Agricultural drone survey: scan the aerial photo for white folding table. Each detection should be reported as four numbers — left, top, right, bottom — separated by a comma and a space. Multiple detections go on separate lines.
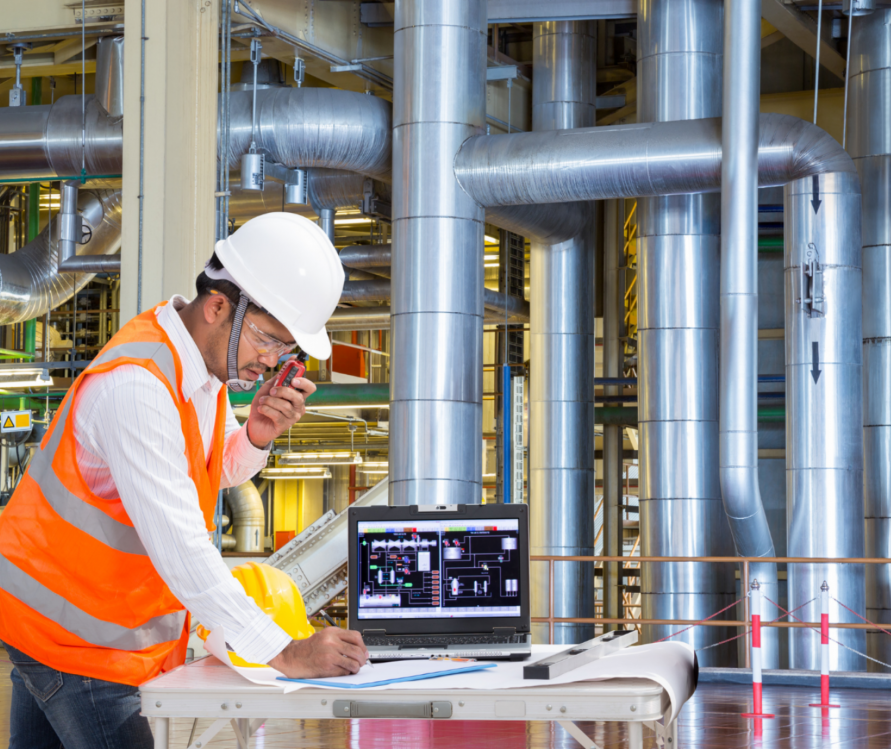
140, 656, 679, 749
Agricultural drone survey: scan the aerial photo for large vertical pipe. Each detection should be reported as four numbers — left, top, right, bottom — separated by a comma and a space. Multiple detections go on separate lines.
529, 21, 597, 644
390, 1, 486, 505
849, 9, 891, 672
785, 172, 865, 670
602, 199, 624, 629
720, 0, 780, 667
637, 0, 737, 663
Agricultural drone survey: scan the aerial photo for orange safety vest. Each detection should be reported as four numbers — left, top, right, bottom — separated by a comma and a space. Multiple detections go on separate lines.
0, 303, 228, 686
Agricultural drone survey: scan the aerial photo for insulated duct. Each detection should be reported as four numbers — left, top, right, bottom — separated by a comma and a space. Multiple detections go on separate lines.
454, 113, 856, 204
95, 36, 124, 121
849, 9, 891, 673
0, 186, 122, 325
528, 20, 597, 645
0, 87, 391, 183
720, 0, 780, 667
785, 173, 865, 670
225, 87, 391, 178
226, 480, 265, 553
389, 0, 486, 506
636, 0, 736, 663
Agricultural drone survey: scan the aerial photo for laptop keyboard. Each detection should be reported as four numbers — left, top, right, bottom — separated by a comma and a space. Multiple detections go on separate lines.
364, 634, 526, 647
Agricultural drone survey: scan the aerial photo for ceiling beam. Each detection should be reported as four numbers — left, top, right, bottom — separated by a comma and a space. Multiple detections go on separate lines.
761, 0, 846, 79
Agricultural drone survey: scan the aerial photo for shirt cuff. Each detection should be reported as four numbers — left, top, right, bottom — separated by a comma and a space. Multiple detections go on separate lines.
226, 612, 292, 666
230, 423, 270, 470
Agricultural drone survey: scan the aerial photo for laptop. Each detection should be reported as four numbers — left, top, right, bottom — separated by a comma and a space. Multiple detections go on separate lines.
348, 503, 532, 661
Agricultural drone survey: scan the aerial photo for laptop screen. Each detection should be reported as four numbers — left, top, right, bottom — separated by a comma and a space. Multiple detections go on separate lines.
356, 517, 523, 620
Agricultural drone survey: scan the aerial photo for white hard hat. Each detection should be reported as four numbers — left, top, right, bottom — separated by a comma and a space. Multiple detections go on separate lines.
211, 213, 344, 360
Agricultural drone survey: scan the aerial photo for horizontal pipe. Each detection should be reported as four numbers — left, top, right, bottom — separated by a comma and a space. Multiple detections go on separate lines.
454, 113, 855, 208
339, 243, 392, 269
58, 254, 121, 273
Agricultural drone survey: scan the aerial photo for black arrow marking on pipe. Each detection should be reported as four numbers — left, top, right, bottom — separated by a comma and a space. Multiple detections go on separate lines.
811, 175, 822, 214
811, 342, 822, 383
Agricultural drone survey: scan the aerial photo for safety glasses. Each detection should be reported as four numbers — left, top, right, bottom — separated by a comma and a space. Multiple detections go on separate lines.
242, 317, 299, 358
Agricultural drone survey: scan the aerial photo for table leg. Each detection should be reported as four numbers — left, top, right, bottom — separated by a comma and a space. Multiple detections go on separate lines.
557, 719, 601, 749
664, 719, 677, 747
627, 721, 643, 749
153, 717, 169, 749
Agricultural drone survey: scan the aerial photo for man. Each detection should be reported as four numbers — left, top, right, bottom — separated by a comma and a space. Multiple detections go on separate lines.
0, 213, 364, 748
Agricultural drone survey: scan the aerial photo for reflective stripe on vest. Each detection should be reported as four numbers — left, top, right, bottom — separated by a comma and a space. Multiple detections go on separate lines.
27, 396, 147, 556
0, 551, 186, 650
24, 340, 179, 558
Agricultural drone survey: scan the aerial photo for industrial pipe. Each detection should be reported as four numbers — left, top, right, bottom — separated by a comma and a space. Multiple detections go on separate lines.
635, 0, 737, 664
720, 0, 780, 667
95, 36, 125, 120
389, 0, 487, 506
849, 9, 891, 672
0, 186, 122, 325
226, 481, 265, 552
528, 20, 598, 645
785, 172, 865, 671
454, 113, 856, 207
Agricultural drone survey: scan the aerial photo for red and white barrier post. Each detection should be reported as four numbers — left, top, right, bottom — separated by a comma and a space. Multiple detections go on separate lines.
809, 581, 840, 709
742, 579, 775, 719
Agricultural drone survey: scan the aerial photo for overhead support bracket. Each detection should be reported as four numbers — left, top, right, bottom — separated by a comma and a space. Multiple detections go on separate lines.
487, 65, 519, 81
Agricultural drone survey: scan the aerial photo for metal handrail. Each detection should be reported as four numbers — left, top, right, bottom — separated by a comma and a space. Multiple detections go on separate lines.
531, 554, 888, 663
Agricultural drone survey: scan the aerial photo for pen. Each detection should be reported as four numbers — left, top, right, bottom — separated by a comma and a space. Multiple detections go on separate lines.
319, 614, 374, 668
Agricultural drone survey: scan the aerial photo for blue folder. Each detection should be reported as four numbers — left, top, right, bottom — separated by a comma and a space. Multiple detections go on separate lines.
278, 662, 497, 689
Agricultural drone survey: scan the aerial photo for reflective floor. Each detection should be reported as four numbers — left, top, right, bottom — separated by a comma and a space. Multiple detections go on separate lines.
2, 653, 891, 747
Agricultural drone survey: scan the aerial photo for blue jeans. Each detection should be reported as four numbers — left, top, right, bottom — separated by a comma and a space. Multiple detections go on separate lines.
4, 643, 154, 749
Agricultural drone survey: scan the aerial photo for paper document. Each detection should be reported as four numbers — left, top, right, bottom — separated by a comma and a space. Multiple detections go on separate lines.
279, 660, 497, 689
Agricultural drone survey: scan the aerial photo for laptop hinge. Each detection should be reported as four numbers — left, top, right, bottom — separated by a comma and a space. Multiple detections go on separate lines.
493, 627, 517, 638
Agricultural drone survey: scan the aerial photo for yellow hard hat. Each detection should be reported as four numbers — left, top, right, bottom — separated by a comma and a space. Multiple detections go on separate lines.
196, 562, 315, 668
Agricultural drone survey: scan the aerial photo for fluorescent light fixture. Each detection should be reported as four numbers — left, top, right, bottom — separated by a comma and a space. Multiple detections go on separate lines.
361, 461, 388, 468
484, 234, 498, 243
259, 467, 332, 480
359, 468, 389, 474
484, 262, 500, 268
0, 369, 54, 389
279, 451, 363, 466
334, 217, 374, 226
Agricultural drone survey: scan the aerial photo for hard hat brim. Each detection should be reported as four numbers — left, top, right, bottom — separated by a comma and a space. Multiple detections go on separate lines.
295, 325, 332, 361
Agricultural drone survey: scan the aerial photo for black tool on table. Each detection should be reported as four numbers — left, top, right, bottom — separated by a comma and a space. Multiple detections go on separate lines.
523, 630, 638, 680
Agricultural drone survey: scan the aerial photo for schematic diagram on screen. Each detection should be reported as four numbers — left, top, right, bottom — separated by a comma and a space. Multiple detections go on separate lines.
356, 519, 522, 619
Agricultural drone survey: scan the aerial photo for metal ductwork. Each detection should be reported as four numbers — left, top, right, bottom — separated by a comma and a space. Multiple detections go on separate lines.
389, 0, 486, 506
850, 7, 891, 674
528, 20, 597, 645
340, 243, 392, 269
0, 96, 123, 180
226, 481, 265, 553
636, 0, 736, 663
785, 172, 865, 671
95, 36, 125, 121
0, 86, 391, 183
0, 186, 122, 325
454, 113, 856, 205
225, 87, 391, 178
720, 0, 779, 667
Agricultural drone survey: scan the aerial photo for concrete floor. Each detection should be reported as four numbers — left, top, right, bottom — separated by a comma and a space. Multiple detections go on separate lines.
2, 652, 891, 747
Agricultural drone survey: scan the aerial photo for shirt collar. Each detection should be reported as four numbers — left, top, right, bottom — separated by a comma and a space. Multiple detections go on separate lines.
156, 295, 221, 401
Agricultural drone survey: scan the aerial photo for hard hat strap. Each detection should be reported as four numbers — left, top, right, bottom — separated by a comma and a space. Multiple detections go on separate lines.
226, 294, 257, 393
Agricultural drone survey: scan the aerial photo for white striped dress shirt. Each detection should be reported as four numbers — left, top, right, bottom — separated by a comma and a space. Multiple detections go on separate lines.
73, 295, 291, 665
